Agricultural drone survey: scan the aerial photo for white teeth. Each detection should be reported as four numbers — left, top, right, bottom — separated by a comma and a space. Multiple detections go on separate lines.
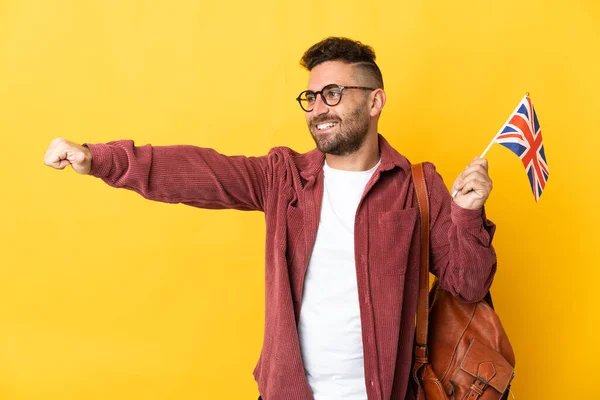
317, 122, 337, 130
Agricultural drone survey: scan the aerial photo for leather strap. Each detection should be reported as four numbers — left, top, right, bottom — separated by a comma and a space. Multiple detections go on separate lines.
463, 378, 487, 400
463, 362, 495, 399
411, 163, 430, 361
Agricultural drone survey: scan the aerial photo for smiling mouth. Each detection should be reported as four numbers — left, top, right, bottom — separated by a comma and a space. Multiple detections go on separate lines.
315, 121, 339, 132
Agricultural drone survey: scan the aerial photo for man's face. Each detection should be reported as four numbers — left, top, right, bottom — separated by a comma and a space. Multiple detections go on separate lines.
305, 61, 372, 156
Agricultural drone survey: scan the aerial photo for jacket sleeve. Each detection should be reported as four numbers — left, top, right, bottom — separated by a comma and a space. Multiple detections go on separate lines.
85, 140, 271, 211
424, 162, 497, 303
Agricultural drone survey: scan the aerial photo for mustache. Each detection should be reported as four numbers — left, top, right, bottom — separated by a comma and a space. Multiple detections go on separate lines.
310, 115, 341, 128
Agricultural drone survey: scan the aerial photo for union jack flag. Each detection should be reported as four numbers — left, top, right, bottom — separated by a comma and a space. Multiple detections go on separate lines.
494, 95, 549, 202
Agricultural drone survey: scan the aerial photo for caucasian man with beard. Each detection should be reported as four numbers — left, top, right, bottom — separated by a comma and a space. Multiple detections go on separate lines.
44, 37, 496, 400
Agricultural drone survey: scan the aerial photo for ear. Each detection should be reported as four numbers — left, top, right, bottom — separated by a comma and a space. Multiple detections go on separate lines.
369, 89, 386, 117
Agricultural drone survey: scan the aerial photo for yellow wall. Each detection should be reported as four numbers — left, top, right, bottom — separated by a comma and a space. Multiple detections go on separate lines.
0, 1, 597, 398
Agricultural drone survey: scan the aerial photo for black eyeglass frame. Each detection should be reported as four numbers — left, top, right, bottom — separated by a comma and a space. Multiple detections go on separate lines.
295, 84, 377, 112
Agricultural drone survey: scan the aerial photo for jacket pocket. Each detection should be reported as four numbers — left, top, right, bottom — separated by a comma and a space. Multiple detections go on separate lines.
370, 208, 418, 276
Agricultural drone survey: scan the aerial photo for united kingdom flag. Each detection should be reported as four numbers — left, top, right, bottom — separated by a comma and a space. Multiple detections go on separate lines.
494, 96, 549, 202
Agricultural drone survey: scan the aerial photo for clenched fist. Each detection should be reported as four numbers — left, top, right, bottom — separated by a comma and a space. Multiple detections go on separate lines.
43, 138, 92, 175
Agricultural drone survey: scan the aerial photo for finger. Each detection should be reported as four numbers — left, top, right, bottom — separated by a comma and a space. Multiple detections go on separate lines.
465, 162, 488, 176
462, 173, 492, 189
458, 158, 488, 178
454, 158, 491, 192
462, 171, 491, 186
64, 149, 84, 164
454, 170, 490, 191
56, 159, 71, 170
45, 149, 68, 168
46, 138, 65, 154
459, 181, 485, 197
468, 157, 489, 170
50, 137, 64, 147
459, 177, 491, 196
452, 176, 462, 192
458, 165, 490, 184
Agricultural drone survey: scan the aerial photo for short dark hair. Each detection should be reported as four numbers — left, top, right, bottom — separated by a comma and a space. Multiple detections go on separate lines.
300, 37, 384, 89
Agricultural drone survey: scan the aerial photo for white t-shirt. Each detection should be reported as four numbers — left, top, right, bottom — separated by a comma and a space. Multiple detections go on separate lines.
298, 159, 380, 400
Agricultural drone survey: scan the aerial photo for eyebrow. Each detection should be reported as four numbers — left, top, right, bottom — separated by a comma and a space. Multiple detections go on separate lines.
305, 83, 345, 91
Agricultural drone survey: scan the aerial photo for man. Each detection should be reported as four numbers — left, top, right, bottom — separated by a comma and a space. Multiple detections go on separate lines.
44, 37, 496, 400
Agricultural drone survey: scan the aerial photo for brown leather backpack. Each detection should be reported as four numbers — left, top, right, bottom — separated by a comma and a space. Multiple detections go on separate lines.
411, 163, 516, 400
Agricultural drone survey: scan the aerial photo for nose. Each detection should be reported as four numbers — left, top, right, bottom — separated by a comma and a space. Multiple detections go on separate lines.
311, 94, 329, 115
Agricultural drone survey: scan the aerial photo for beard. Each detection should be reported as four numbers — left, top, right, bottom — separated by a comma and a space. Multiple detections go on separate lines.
309, 106, 370, 156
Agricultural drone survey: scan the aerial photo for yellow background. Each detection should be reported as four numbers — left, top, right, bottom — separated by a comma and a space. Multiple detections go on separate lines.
0, 0, 598, 398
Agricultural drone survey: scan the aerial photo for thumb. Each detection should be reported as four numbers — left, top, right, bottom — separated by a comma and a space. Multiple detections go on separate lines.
68, 146, 92, 175
452, 175, 463, 193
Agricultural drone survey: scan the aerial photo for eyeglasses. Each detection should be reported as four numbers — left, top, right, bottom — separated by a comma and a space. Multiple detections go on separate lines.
296, 83, 376, 112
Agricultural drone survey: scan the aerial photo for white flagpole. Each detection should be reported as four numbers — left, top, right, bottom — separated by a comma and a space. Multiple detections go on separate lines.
452, 93, 530, 198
